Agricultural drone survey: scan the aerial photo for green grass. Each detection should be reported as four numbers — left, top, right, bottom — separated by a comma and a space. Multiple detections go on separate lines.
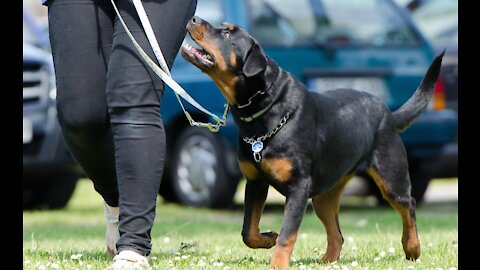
23, 179, 458, 270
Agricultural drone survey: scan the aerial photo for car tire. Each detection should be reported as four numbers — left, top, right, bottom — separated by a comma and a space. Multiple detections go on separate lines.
23, 173, 79, 210
158, 171, 179, 203
365, 158, 432, 205
169, 127, 239, 208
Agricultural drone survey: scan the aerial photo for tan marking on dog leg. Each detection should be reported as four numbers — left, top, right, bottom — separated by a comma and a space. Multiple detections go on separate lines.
367, 168, 421, 260
243, 202, 278, 249
239, 160, 259, 180
269, 232, 298, 269
261, 158, 293, 183
312, 174, 354, 263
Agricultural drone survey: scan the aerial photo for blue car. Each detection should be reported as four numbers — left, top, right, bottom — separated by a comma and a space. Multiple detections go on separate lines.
159, 0, 457, 207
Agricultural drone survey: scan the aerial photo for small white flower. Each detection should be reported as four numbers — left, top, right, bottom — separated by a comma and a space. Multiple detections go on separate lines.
197, 260, 206, 267
181, 255, 189, 260
164, 237, 170, 243
38, 265, 46, 270
373, 257, 380, 262
299, 265, 307, 270
174, 256, 181, 261
380, 251, 386, 257
347, 236, 354, 243
332, 265, 340, 269
71, 253, 83, 260
388, 247, 395, 254
51, 263, 60, 269
407, 266, 414, 269
291, 257, 297, 262
151, 256, 158, 260
352, 261, 358, 267
300, 233, 308, 240
342, 266, 350, 270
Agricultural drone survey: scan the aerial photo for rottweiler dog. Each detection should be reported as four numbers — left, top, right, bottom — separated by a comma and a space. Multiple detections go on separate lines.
180, 16, 444, 269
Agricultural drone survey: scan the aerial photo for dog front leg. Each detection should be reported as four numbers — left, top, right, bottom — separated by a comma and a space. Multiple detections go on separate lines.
269, 183, 310, 269
242, 180, 278, 249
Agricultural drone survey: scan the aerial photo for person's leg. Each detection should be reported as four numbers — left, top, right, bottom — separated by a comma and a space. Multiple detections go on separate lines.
107, 0, 197, 256
48, 0, 121, 256
48, 0, 119, 207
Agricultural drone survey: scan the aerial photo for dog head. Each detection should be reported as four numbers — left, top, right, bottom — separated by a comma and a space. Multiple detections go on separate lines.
181, 16, 268, 105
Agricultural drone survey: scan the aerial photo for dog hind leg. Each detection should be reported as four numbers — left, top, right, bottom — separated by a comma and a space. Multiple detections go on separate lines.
367, 133, 421, 260
312, 174, 353, 263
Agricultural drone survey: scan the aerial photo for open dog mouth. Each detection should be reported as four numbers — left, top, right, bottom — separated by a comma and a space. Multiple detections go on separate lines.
181, 37, 215, 68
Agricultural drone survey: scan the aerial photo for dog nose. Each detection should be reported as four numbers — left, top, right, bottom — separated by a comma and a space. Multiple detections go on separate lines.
191, 16, 203, 25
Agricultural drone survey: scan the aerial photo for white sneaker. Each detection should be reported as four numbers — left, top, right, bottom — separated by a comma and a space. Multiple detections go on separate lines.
104, 202, 120, 257
107, 250, 150, 270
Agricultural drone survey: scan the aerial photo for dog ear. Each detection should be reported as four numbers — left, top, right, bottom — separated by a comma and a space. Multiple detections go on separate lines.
242, 43, 267, 77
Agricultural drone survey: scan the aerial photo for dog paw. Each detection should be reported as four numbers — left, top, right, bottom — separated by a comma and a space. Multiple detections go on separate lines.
319, 253, 339, 264
405, 248, 421, 261
243, 231, 278, 249
260, 231, 278, 249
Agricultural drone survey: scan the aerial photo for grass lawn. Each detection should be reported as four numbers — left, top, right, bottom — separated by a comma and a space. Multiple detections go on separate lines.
23, 179, 458, 270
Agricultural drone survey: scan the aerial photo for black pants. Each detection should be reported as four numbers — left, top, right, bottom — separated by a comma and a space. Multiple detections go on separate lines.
47, 0, 197, 255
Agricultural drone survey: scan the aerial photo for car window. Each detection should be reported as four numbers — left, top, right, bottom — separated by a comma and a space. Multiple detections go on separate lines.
411, 0, 457, 48
195, 0, 224, 25
248, 0, 420, 46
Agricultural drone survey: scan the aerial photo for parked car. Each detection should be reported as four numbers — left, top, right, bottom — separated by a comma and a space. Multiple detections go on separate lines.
24, 0, 458, 209
407, 0, 458, 179
159, 0, 457, 207
23, 8, 83, 210
23, 41, 83, 210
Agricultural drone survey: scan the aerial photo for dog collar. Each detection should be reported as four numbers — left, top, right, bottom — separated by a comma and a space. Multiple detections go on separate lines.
237, 89, 266, 109
238, 100, 275, 122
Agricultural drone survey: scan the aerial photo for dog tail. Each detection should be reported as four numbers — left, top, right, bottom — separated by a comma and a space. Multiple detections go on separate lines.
392, 50, 445, 132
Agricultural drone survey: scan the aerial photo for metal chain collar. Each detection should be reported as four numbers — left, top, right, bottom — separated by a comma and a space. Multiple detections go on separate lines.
242, 111, 291, 162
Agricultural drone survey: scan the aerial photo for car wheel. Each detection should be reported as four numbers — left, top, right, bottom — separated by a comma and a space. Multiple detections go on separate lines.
365, 158, 432, 205
170, 127, 239, 208
23, 173, 79, 210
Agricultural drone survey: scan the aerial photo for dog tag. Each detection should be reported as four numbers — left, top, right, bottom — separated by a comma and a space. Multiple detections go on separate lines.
251, 141, 263, 153
251, 141, 263, 162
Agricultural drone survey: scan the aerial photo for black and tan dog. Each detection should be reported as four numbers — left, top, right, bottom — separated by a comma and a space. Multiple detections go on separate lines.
180, 16, 443, 269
